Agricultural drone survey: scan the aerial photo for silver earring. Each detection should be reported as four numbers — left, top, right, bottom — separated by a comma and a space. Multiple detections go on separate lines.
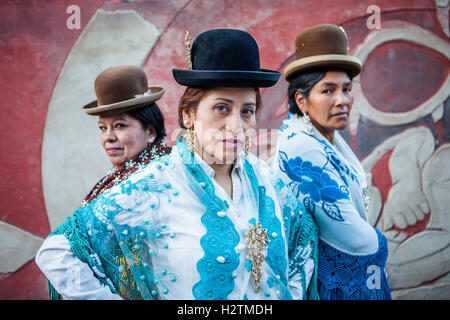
183, 119, 189, 126
148, 136, 155, 146
303, 114, 313, 135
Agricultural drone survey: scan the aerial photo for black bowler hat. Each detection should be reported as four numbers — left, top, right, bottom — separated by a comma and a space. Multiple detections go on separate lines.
172, 29, 281, 88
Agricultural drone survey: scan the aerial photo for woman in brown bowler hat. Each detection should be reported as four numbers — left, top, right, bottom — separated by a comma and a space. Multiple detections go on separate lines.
36, 65, 170, 299
274, 24, 391, 299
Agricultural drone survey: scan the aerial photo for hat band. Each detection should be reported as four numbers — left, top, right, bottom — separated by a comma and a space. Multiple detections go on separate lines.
83, 87, 164, 115
284, 54, 362, 80
134, 91, 150, 98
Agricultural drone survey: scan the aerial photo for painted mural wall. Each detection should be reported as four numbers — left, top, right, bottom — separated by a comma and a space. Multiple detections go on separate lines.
0, 0, 448, 299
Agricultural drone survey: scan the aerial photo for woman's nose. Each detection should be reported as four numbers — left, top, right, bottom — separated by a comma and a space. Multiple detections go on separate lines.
226, 111, 244, 134
103, 128, 117, 142
336, 89, 351, 106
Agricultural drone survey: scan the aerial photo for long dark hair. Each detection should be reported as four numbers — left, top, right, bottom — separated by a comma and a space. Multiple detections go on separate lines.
287, 68, 353, 116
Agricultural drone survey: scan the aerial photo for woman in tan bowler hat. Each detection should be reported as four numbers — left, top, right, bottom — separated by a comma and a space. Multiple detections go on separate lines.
36, 65, 170, 299
273, 24, 391, 299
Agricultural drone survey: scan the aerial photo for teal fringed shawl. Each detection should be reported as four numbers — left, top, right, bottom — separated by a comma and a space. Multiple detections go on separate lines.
48, 207, 117, 299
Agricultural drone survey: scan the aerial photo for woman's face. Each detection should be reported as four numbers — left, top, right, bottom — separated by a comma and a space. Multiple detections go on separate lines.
296, 70, 353, 138
184, 87, 257, 165
98, 113, 154, 168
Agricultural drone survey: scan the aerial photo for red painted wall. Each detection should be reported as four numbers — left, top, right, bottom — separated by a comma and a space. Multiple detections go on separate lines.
0, 0, 448, 299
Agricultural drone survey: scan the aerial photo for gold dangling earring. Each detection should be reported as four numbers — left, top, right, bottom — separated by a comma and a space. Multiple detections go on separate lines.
183, 119, 195, 154
185, 128, 195, 154
243, 136, 252, 160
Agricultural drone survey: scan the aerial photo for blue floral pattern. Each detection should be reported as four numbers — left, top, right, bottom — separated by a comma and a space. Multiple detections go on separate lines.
276, 114, 391, 300
323, 145, 359, 187
278, 151, 349, 222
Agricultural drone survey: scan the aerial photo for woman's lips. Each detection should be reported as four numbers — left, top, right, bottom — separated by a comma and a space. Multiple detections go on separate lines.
105, 147, 123, 155
330, 112, 349, 118
223, 138, 242, 148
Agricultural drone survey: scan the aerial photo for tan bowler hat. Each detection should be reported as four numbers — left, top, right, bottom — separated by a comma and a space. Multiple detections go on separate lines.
284, 24, 362, 81
83, 65, 164, 116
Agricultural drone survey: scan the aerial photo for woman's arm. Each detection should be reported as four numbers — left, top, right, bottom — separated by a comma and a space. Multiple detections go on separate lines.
276, 146, 378, 255
35, 235, 122, 300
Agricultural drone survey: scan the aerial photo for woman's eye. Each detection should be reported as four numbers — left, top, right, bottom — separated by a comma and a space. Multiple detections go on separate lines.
242, 108, 256, 116
344, 87, 352, 93
115, 123, 126, 128
98, 126, 106, 131
214, 104, 229, 112
322, 89, 332, 94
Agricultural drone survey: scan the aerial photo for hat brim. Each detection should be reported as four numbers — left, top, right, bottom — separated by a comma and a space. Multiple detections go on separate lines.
82, 86, 164, 116
172, 69, 281, 88
284, 54, 362, 81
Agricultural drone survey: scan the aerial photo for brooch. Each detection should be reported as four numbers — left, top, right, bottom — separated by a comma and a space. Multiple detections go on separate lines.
246, 221, 269, 293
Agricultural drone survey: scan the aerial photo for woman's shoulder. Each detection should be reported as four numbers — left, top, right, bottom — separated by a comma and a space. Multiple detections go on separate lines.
278, 124, 328, 156
95, 151, 182, 213
115, 153, 172, 187
276, 133, 331, 172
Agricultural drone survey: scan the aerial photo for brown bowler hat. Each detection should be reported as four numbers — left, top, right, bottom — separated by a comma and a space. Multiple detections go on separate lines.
83, 65, 164, 116
283, 24, 362, 81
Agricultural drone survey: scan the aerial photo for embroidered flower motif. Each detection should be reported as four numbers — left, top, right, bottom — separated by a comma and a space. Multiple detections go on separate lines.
278, 151, 349, 221
139, 150, 149, 161
279, 123, 289, 132
287, 132, 297, 140
324, 147, 358, 186
279, 151, 349, 202
125, 160, 136, 169
150, 145, 160, 159
121, 180, 136, 196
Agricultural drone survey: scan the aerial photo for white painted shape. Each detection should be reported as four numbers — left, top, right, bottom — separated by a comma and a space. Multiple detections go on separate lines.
352, 25, 450, 126
392, 281, 450, 299
422, 144, 450, 231
387, 237, 450, 289
431, 104, 444, 122
0, 221, 43, 273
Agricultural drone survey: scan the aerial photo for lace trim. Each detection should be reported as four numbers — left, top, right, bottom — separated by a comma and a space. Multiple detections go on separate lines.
246, 155, 319, 300
107, 157, 177, 299
177, 140, 241, 300
317, 229, 391, 299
